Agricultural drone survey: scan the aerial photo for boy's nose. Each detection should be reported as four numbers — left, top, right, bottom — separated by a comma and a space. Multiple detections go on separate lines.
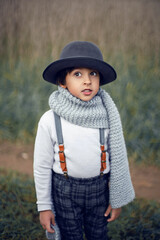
84, 74, 91, 84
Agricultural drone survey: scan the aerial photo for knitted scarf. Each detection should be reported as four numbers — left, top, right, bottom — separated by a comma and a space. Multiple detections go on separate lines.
49, 85, 127, 163
49, 86, 126, 154
49, 87, 135, 209
49, 86, 120, 126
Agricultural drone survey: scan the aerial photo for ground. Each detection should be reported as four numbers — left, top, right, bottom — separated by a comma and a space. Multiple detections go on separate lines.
0, 141, 160, 202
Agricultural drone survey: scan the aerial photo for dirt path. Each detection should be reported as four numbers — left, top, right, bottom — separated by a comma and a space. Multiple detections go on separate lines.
0, 141, 160, 202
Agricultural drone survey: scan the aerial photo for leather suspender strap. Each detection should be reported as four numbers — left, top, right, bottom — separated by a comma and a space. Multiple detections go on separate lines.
99, 128, 107, 175
54, 112, 68, 177
54, 112, 107, 177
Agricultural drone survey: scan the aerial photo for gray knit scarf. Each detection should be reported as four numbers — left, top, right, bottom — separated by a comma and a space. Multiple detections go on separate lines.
49, 86, 122, 129
49, 86, 126, 158
49, 86, 135, 209
49, 86, 110, 128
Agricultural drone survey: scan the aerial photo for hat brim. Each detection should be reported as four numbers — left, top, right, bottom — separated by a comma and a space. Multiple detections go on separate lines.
43, 57, 117, 85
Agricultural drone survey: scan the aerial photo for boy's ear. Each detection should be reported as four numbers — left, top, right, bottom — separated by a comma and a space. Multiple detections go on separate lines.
59, 84, 67, 89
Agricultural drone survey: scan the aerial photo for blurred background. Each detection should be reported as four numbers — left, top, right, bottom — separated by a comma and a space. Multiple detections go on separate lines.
0, 0, 160, 239
0, 0, 159, 164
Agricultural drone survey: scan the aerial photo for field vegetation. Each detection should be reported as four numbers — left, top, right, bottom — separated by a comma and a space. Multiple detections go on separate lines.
1, 169, 160, 240
0, 0, 159, 165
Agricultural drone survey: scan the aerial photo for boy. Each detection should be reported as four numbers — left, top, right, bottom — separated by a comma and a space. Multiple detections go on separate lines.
34, 41, 135, 240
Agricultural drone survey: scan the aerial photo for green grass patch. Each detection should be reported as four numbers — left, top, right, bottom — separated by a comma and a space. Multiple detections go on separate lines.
104, 54, 160, 166
0, 169, 45, 240
0, 60, 57, 141
108, 199, 160, 240
0, 169, 160, 240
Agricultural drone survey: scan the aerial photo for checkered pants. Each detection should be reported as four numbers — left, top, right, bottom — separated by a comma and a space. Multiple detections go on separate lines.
52, 172, 110, 240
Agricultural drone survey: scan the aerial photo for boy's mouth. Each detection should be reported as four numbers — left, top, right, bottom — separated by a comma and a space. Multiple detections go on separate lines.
82, 89, 92, 95
82, 89, 92, 92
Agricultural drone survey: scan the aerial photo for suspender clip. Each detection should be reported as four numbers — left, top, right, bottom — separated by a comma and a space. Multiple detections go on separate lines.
58, 144, 67, 173
100, 145, 107, 175
102, 149, 107, 153
64, 172, 68, 179
101, 160, 106, 163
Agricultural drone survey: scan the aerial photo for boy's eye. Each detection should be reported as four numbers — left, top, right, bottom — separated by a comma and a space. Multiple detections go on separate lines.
74, 72, 82, 77
90, 71, 98, 76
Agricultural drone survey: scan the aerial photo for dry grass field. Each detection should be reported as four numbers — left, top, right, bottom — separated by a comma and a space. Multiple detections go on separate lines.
0, 0, 159, 62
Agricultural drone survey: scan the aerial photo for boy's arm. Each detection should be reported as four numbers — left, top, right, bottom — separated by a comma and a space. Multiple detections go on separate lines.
34, 112, 55, 212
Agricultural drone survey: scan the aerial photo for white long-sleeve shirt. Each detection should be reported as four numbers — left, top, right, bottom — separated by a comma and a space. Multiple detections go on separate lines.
34, 110, 110, 211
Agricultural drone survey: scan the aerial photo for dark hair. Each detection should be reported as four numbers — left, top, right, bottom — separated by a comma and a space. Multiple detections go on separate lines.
56, 68, 75, 85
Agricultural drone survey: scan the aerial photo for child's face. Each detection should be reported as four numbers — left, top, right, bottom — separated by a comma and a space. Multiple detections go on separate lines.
60, 68, 100, 101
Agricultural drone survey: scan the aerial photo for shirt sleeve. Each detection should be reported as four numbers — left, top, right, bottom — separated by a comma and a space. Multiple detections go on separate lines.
33, 112, 55, 212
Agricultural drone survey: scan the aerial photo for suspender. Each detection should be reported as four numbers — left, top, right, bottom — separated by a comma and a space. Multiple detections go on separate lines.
54, 112, 107, 177
54, 112, 68, 177
99, 129, 107, 175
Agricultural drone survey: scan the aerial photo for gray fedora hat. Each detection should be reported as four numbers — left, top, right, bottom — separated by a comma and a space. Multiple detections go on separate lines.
43, 41, 117, 85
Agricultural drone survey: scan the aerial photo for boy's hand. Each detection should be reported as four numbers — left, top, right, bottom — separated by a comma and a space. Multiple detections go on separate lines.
39, 210, 55, 233
104, 204, 121, 222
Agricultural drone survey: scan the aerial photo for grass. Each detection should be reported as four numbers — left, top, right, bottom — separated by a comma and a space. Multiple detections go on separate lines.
0, 168, 160, 240
0, 169, 45, 240
105, 54, 160, 166
0, 60, 56, 141
0, 0, 159, 62
0, 54, 159, 165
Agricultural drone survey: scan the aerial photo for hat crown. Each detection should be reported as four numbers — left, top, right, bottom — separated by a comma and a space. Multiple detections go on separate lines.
60, 41, 103, 61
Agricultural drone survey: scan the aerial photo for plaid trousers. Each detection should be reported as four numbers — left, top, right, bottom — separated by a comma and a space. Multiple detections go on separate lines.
52, 172, 110, 240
